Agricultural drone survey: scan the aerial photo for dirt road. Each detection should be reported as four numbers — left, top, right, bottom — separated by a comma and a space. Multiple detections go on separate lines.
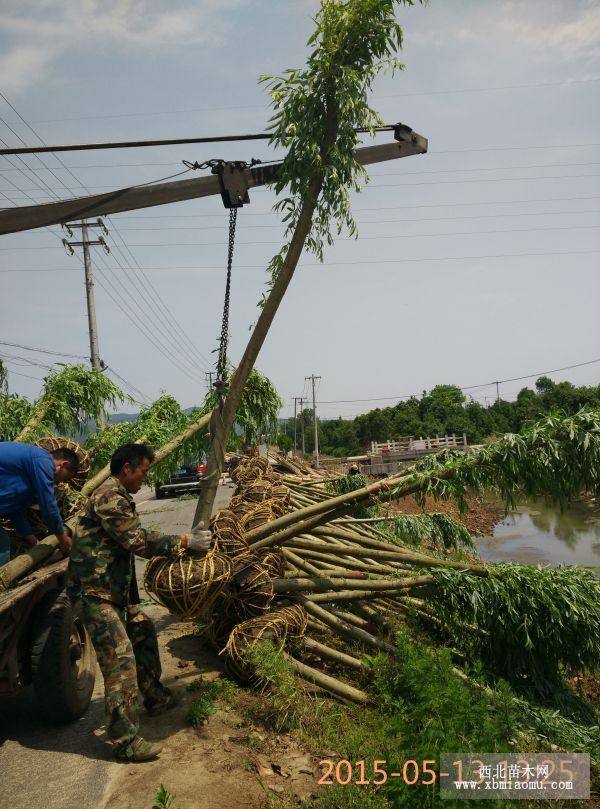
0, 483, 317, 809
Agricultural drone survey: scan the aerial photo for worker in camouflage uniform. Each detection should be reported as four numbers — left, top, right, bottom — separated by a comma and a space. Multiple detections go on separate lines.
69, 443, 210, 762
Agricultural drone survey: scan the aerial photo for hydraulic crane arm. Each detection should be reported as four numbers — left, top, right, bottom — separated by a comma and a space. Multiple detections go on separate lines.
0, 125, 427, 235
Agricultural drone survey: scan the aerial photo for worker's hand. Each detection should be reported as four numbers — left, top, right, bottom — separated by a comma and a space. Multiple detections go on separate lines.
24, 533, 38, 548
57, 531, 72, 555
180, 531, 212, 556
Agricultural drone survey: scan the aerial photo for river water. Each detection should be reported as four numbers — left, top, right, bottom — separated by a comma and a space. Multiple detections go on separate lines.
476, 498, 600, 570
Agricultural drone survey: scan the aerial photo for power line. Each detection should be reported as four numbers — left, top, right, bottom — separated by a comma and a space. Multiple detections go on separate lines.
6, 222, 599, 251
8, 77, 598, 126
93, 208, 600, 232
101, 194, 600, 218
105, 365, 152, 406
5, 171, 600, 200
2, 247, 599, 273
0, 339, 87, 359
4, 157, 600, 177
302, 358, 600, 405
3, 365, 44, 382
0, 92, 213, 379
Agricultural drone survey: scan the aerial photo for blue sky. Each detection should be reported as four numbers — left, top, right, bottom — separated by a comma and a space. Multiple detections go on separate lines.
0, 0, 599, 419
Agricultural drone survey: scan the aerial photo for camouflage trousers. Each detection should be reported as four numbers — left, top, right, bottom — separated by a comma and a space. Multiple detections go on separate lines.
81, 598, 171, 746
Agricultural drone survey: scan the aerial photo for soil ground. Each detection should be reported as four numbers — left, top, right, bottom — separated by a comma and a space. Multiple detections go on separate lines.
386, 492, 504, 535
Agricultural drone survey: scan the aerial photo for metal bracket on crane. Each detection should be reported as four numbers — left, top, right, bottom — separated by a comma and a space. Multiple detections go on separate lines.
213, 161, 252, 209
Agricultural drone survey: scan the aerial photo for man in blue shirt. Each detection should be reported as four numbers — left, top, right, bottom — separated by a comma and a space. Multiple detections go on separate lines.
0, 441, 79, 565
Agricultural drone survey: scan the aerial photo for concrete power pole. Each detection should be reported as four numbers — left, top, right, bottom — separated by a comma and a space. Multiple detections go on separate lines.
299, 397, 307, 456
293, 397, 298, 455
305, 374, 321, 467
63, 219, 110, 370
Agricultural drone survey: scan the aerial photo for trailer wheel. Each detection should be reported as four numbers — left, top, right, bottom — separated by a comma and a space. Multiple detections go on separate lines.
30, 589, 96, 723
155, 485, 166, 500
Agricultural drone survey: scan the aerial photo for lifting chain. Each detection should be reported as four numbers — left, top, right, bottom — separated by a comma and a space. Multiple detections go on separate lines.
215, 207, 237, 401
184, 158, 257, 404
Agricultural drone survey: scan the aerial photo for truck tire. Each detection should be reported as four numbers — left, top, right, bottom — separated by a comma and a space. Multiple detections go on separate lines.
155, 485, 165, 500
30, 589, 96, 723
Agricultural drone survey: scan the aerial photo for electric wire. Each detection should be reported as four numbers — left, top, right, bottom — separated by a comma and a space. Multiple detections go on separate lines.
279, 358, 600, 409
0, 340, 87, 359
5, 221, 599, 250
0, 93, 214, 377
6, 76, 598, 125
3, 247, 599, 273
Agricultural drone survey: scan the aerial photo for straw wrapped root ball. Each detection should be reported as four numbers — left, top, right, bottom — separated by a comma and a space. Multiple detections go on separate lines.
256, 549, 285, 579
239, 499, 288, 532
35, 435, 91, 491
210, 509, 249, 558
144, 549, 232, 619
226, 555, 275, 622
223, 605, 309, 684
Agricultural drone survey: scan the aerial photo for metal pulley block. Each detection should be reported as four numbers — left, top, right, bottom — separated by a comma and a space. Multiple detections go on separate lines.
213, 161, 251, 209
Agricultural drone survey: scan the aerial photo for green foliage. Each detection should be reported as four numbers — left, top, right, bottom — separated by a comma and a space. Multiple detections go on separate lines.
12, 364, 128, 442
186, 696, 217, 727
403, 409, 600, 514
370, 633, 516, 807
0, 391, 34, 441
326, 473, 375, 516
152, 785, 176, 809
244, 640, 303, 732
86, 395, 209, 484
379, 512, 475, 552
185, 676, 238, 727
427, 564, 600, 694
259, 0, 419, 295
204, 367, 282, 446
326, 473, 368, 495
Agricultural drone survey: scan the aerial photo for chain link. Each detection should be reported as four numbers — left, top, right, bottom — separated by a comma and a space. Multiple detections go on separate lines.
215, 207, 237, 395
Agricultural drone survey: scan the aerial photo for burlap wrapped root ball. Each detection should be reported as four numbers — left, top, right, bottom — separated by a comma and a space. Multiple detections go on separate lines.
144, 549, 232, 619
223, 605, 308, 684
210, 509, 250, 558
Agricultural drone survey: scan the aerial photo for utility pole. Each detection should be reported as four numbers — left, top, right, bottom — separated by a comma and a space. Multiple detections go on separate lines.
206, 371, 216, 390
495, 381, 500, 402
305, 374, 321, 467
62, 219, 110, 370
299, 397, 307, 456
293, 396, 298, 455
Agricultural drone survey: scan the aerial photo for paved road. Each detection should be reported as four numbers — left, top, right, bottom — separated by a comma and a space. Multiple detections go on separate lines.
0, 483, 234, 809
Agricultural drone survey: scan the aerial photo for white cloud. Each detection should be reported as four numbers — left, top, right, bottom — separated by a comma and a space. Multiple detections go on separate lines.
0, 0, 247, 93
0, 44, 57, 95
499, 1, 600, 61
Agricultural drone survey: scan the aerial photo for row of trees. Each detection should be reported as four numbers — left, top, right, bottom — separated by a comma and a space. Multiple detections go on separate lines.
279, 377, 600, 457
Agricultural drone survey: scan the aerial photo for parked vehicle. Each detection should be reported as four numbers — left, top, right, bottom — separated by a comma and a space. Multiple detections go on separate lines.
0, 559, 96, 722
154, 460, 206, 499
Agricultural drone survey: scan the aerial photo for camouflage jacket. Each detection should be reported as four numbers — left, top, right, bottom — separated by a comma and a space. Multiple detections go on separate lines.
68, 476, 180, 607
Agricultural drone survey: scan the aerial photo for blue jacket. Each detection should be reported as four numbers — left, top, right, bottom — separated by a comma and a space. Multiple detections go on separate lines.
0, 442, 64, 536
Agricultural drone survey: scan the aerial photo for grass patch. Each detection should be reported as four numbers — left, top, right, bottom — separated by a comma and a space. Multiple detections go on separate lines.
253, 629, 599, 808
185, 676, 238, 727
242, 640, 305, 732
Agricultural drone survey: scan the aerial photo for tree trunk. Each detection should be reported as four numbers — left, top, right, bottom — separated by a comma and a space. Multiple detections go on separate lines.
14, 399, 51, 442
193, 96, 339, 530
